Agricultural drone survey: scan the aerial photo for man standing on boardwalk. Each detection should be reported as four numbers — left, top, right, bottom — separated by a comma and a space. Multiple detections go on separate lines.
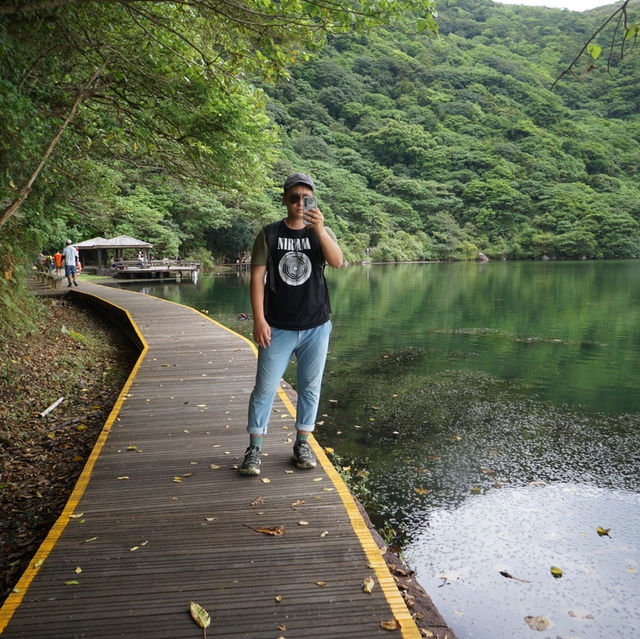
62, 239, 79, 287
239, 172, 343, 475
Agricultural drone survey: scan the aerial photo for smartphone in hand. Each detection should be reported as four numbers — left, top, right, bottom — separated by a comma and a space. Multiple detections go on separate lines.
303, 196, 317, 225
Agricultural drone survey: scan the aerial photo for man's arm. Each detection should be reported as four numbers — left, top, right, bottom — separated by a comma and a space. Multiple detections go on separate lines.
250, 264, 271, 348
316, 227, 343, 267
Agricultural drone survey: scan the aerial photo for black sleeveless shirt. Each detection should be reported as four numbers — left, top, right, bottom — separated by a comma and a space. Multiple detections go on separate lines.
253, 220, 332, 330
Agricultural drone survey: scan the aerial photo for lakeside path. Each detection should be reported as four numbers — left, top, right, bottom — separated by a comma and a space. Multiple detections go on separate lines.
1, 281, 456, 639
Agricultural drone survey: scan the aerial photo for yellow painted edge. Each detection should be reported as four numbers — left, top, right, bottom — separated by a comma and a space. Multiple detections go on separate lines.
0, 292, 148, 634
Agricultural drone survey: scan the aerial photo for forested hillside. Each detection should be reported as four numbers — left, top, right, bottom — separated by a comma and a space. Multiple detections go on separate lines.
264, 0, 640, 262
2, 0, 639, 288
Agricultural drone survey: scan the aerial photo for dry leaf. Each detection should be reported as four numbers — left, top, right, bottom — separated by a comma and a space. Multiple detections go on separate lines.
117, 476, 129, 480
524, 616, 551, 631
597, 526, 611, 537
362, 576, 375, 593
320, 530, 328, 537
261, 478, 271, 484
70, 513, 84, 519
209, 464, 220, 469
75, 566, 82, 574
380, 619, 400, 631
65, 580, 79, 586
298, 521, 309, 526
290, 499, 305, 509
243, 523, 284, 536
275, 595, 282, 603
315, 581, 326, 587
550, 565, 563, 579
173, 476, 182, 483
414, 488, 429, 495
251, 496, 265, 506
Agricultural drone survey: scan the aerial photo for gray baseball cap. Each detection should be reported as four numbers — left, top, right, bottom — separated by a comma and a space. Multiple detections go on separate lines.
283, 172, 315, 192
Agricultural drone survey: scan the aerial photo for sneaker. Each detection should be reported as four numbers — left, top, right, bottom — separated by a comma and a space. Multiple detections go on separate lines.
293, 441, 316, 470
239, 446, 261, 475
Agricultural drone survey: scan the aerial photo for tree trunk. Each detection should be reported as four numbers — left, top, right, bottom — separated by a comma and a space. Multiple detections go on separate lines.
0, 61, 107, 230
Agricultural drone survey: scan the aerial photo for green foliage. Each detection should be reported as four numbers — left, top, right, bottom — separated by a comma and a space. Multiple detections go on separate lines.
260, 0, 640, 262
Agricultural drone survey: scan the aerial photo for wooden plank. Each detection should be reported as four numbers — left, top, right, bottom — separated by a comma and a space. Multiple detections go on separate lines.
0, 282, 421, 639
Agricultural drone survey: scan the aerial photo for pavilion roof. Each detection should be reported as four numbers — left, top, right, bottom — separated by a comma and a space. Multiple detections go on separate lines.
75, 235, 153, 250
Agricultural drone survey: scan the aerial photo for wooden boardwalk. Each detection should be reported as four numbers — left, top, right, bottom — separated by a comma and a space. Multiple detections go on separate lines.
0, 282, 450, 639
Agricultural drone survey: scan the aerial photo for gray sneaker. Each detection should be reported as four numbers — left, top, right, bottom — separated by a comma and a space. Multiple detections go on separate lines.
293, 441, 316, 470
239, 446, 261, 475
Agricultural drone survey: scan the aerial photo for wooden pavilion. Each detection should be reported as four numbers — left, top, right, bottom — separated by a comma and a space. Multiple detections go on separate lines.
75, 235, 153, 273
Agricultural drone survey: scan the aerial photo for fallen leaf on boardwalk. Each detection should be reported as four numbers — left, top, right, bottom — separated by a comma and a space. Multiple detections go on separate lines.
126, 445, 138, 451
117, 476, 129, 480
70, 513, 84, 519
414, 488, 429, 495
298, 521, 309, 526
313, 477, 323, 482
320, 531, 328, 537
173, 476, 182, 483
315, 581, 326, 587
291, 499, 305, 509
83, 537, 98, 544
275, 595, 282, 603
362, 576, 375, 593
278, 623, 286, 631
597, 526, 611, 537
321, 487, 334, 492
324, 447, 334, 454
65, 580, 79, 586
285, 470, 294, 474
189, 601, 211, 634
209, 464, 220, 469
380, 619, 400, 630
251, 496, 265, 506
33, 559, 44, 569
75, 566, 82, 574
182, 473, 193, 477
524, 615, 551, 631
550, 565, 563, 579
243, 523, 284, 536
499, 571, 531, 583
261, 478, 271, 484
130, 546, 139, 551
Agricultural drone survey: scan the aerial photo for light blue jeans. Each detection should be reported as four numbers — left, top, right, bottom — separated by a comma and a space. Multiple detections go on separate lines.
248, 321, 332, 435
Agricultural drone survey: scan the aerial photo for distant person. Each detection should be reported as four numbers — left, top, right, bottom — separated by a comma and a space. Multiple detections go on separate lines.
53, 250, 63, 275
239, 172, 343, 476
62, 239, 78, 287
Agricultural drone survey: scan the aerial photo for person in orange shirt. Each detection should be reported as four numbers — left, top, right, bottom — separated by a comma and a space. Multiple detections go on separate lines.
53, 250, 63, 275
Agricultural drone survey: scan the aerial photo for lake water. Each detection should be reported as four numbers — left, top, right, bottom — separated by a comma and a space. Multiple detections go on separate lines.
119, 260, 640, 639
